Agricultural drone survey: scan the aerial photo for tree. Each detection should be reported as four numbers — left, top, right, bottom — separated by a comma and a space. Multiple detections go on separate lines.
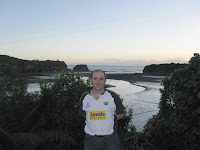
143, 53, 200, 150
0, 71, 90, 150
25, 71, 90, 150
0, 66, 39, 150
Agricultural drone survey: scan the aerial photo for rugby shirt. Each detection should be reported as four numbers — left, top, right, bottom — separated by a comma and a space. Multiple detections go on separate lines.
79, 89, 124, 136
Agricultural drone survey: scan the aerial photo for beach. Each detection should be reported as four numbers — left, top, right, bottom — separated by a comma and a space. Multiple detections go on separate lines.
106, 73, 164, 83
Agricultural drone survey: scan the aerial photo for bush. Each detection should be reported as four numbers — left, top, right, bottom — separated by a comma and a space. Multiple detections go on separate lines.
143, 53, 200, 150
0, 69, 154, 149
35, 71, 139, 149
27, 71, 90, 150
0, 68, 38, 150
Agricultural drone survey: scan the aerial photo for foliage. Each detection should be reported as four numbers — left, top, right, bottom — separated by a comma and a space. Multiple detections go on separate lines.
0, 68, 159, 149
0, 70, 89, 149
143, 53, 200, 150
118, 107, 137, 149
0, 55, 68, 73
143, 63, 187, 76
23, 71, 90, 150
118, 107, 156, 150
0, 69, 27, 103
0, 67, 39, 150
1, 53, 198, 149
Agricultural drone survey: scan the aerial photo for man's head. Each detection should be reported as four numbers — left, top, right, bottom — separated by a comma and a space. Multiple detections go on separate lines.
90, 69, 106, 91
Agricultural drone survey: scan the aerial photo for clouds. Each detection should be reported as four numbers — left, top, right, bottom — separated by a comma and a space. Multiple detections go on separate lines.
0, 1, 199, 66
104, 59, 121, 63
102, 56, 190, 66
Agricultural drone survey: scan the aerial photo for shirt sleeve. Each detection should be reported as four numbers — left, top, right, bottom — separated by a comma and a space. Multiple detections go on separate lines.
79, 92, 88, 117
108, 90, 125, 115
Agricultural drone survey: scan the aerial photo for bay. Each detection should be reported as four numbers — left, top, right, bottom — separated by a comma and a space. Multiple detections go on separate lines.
68, 65, 144, 74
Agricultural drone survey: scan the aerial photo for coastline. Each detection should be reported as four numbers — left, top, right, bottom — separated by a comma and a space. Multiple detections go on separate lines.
79, 72, 166, 86
26, 69, 166, 85
106, 73, 166, 92
106, 73, 165, 84
27, 71, 166, 90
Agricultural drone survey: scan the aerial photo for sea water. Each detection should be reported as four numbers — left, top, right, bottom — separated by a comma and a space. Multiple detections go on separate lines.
27, 65, 163, 132
68, 65, 144, 74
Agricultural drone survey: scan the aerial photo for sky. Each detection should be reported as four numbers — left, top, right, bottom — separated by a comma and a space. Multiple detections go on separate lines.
0, 0, 200, 66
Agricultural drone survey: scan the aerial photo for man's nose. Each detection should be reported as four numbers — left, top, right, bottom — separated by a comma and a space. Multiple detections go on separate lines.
97, 79, 101, 83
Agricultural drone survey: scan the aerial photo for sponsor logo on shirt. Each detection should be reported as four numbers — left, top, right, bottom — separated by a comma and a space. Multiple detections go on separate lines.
90, 111, 106, 120
104, 102, 109, 105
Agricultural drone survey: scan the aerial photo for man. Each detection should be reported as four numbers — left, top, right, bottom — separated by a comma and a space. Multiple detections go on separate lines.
79, 69, 124, 150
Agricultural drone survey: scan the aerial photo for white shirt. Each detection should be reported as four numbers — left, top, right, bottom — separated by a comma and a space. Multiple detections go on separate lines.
79, 89, 125, 136
82, 91, 116, 135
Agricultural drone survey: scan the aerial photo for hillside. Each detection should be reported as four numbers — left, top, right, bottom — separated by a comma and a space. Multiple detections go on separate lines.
0, 55, 68, 74
143, 63, 188, 75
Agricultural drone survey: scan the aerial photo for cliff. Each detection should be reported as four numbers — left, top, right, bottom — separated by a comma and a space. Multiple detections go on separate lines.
143, 63, 188, 76
0, 55, 68, 74
73, 64, 89, 71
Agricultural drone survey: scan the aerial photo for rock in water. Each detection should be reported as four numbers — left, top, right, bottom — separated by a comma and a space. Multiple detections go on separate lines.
73, 64, 89, 71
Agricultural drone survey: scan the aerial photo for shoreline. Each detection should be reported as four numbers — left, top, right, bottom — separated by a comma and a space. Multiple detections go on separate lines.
79, 72, 166, 85
78, 72, 166, 92
25, 70, 166, 86
106, 73, 165, 84
27, 71, 166, 86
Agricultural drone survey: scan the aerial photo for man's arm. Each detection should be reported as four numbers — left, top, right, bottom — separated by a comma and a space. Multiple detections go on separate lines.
79, 92, 88, 117
107, 90, 125, 119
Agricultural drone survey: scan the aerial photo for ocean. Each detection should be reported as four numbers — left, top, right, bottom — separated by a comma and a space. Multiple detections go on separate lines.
27, 65, 163, 132
68, 65, 144, 74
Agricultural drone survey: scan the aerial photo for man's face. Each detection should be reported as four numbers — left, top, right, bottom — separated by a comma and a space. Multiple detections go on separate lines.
91, 71, 106, 91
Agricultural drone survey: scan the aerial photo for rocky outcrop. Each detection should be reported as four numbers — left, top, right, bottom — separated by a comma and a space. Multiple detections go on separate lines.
143, 63, 188, 76
73, 64, 89, 71
0, 55, 68, 74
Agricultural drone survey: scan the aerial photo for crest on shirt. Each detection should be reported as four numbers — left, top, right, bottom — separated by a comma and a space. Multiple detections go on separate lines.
86, 102, 90, 107
104, 101, 109, 105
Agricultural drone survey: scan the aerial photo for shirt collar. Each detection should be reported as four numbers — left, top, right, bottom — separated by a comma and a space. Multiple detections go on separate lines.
89, 88, 107, 95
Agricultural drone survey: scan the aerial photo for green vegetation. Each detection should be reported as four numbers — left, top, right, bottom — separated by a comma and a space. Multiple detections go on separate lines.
0, 70, 139, 150
0, 53, 199, 150
143, 63, 187, 76
143, 53, 200, 149
0, 71, 89, 150
0, 55, 68, 73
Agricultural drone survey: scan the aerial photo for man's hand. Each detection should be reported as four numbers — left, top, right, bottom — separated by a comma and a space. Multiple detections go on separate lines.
116, 114, 124, 120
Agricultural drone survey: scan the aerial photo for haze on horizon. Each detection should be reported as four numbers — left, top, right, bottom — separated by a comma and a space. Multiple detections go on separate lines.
0, 0, 199, 66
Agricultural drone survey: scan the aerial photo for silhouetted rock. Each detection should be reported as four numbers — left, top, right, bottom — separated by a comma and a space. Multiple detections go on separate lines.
73, 64, 89, 71
143, 63, 188, 75
0, 55, 68, 74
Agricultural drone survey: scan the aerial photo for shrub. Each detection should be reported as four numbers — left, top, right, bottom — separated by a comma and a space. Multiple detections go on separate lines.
26, 71, 90, 150
143, 53, 200, 150
0, 67, 39, 150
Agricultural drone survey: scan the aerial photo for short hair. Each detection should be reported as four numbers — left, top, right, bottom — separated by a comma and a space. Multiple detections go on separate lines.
91, 69, 106, 79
